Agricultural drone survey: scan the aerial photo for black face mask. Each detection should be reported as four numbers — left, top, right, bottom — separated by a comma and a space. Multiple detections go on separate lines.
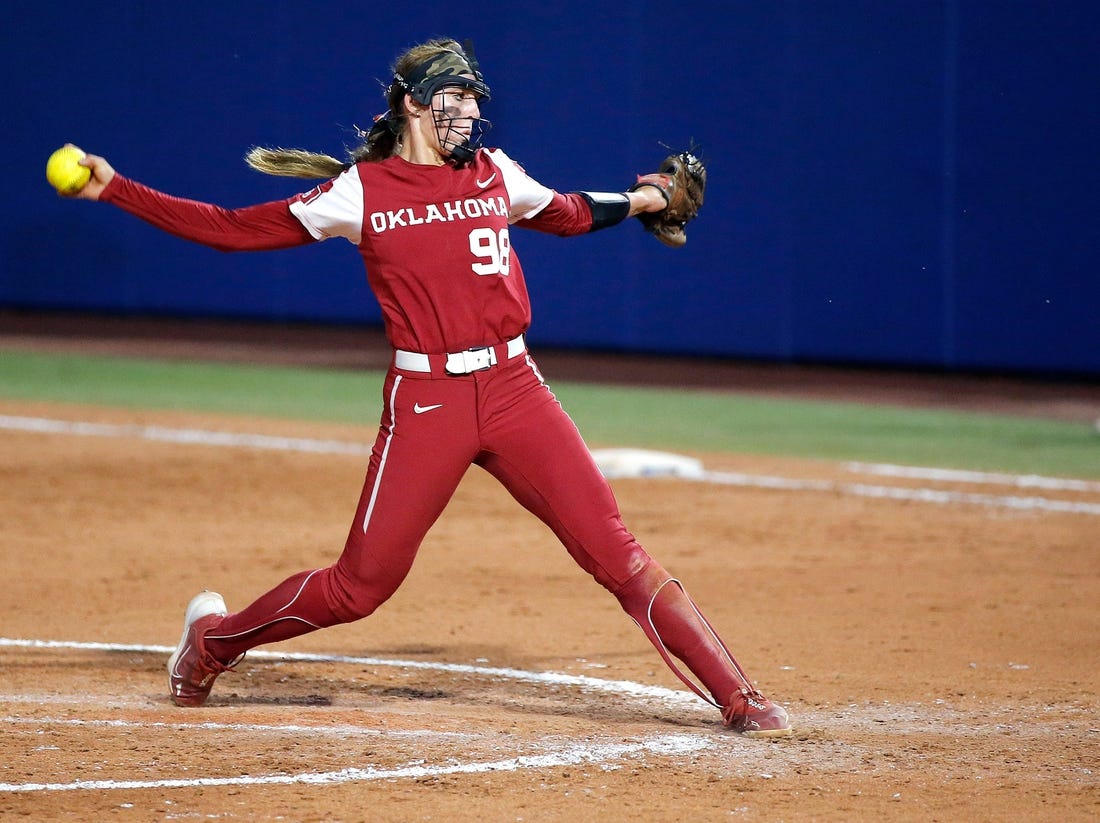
391, 42, 493, 165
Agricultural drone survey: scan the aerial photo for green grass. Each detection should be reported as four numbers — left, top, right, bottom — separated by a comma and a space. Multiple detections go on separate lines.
1, 349, 1096, 478
558, 382, 1098, 477
0, 350, 382, 423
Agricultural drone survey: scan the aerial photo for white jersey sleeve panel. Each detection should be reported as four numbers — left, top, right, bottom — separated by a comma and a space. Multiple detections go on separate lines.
288, 166, 365, 244
486, 148, 555, 222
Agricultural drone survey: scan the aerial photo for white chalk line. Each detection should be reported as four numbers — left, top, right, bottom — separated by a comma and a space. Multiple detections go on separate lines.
697, 470, 1100, 516
1, 715, 472, 740
0, 638, 700, 707
0, 413, 371, 455
844, 461, 1100, 493
0, 637, 711, 794
0, 735, 710, 793
4, 640, 1091, 795
2, 414, 1096, 515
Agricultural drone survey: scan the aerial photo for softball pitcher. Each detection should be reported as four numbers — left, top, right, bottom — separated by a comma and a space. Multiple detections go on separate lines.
65, 37, 790, 736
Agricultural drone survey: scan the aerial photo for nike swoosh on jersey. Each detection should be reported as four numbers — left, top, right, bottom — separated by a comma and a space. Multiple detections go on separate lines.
413, 403, 444, 414
475, 172, 497, 188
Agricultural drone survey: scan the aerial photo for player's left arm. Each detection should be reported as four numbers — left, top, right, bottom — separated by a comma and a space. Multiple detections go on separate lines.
518, 188, 666, 237
486, 147, 665, 237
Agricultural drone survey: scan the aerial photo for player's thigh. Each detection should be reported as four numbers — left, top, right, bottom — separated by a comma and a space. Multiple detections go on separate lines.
478, 375, 645, 586
339, 371, 480, 581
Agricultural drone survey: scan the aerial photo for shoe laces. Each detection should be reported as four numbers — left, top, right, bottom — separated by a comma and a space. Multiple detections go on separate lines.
721, 686, 769, 726
199, 649, 245, 675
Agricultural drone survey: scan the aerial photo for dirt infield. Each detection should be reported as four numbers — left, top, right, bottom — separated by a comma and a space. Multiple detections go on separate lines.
1, 319, 1098, 821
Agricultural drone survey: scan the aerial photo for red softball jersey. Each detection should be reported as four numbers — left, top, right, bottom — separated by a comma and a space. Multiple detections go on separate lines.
100, 147, 595, 353
291, 148, 579, 353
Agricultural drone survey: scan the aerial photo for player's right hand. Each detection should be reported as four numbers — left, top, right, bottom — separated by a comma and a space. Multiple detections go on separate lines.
70, 153, 116, 201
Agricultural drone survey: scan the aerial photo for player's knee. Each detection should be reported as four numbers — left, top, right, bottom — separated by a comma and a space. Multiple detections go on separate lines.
569, 535, 653, 593
610, 557, 671, 619
327, 559, 405, 622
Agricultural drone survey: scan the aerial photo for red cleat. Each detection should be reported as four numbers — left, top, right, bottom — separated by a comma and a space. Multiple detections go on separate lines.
167, 591, 239, 707
722, 687, 793, 737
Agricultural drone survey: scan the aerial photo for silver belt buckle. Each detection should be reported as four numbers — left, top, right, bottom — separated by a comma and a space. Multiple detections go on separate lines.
445, 346, 497, 375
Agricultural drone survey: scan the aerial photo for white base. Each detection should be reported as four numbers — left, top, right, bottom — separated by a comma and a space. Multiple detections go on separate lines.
591, 448, 704, 480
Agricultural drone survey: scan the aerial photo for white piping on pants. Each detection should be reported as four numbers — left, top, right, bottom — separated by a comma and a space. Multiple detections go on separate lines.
364, 375, 402, 533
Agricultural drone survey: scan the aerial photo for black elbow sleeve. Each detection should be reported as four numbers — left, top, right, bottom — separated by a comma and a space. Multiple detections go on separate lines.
576, 191, 631, 232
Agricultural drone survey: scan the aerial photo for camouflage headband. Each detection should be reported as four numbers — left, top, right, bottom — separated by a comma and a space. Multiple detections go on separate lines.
394, 46, 491, 105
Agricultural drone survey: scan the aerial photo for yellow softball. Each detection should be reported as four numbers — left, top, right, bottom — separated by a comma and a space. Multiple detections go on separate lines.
46, 145, 92, 194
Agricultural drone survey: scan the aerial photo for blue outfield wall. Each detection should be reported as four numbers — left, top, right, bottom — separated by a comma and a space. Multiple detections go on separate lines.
4, 1, 1098, 376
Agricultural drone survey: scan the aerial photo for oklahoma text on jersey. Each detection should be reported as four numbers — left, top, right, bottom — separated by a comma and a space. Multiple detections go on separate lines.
368, 195, 509, 234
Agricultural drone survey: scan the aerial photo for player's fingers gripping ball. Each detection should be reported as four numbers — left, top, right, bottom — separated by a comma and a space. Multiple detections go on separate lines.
46, 145, 92, 195
629, 150, 707, 248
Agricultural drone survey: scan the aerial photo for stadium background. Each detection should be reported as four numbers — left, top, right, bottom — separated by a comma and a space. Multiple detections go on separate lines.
2, 4, 1099, 817
5, 0, 1098, 376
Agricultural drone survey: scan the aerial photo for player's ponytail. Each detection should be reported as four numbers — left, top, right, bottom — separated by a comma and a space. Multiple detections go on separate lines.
244, 147, 347, 178
243, 38, 470, 179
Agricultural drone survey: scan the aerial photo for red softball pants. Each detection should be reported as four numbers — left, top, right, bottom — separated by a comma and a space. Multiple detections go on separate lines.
205, 350, 752, 711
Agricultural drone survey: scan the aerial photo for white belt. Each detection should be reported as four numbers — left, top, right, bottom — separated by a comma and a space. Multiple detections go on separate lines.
394, 334, 526, 375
